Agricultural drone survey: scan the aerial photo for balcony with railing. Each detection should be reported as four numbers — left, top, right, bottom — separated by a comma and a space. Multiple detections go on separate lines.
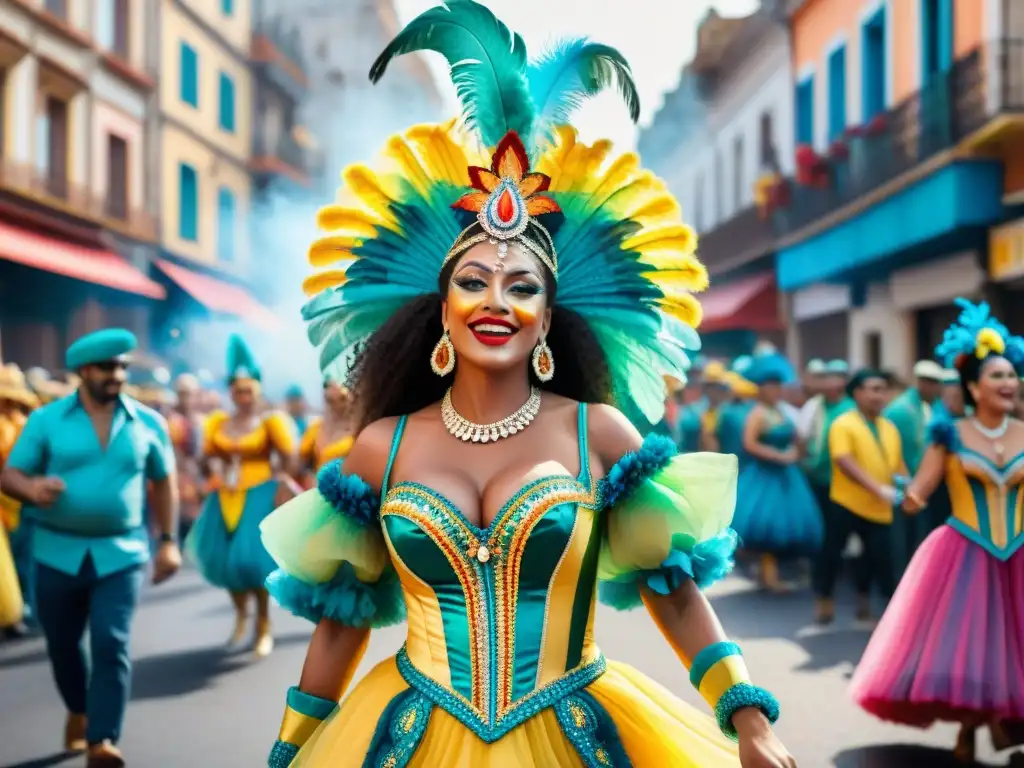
0, 160, 157, 241
697, 204, 777, 276
772, 40, 1024, 240
250, 129, 310, 186
251, 16, 308, 102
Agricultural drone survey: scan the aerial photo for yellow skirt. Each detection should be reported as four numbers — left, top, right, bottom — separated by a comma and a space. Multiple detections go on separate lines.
293, 657, 739, 767
0, 524, 23, 628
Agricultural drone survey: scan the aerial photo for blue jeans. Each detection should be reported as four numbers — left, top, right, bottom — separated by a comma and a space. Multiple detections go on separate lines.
35, 555, 143, 745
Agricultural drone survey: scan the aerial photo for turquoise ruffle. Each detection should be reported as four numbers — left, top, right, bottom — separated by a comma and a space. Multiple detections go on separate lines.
598, 433, 676, 508
265, 562, 406, 629
597, 529, 737, 610
317, 461, 380, 527
928, 417, 960, 451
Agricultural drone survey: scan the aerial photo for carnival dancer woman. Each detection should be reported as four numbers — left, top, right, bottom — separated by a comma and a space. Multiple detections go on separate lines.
849, 299, 1024, 762
185, 335, 299, 657
732, 353, 822, 592
0, 363, 39, 636
298, 378, 355, 485
259, 4, 793, 766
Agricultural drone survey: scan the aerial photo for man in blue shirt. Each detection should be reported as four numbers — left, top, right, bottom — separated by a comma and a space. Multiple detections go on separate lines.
0, 329, 181, 768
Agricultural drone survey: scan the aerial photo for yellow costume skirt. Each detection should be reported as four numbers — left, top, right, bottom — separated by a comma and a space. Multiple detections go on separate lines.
293, 656, 739, 767
0, 524, 23, 627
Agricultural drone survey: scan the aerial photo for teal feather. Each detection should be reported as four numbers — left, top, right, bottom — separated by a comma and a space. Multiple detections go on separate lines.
368, 0, 534, 149
526, 38, 640, 151
225, 333, 260, 382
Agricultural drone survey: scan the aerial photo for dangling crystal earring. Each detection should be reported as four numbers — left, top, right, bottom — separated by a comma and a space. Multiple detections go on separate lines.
532, 338, 554, 382
431, 330, 455, 376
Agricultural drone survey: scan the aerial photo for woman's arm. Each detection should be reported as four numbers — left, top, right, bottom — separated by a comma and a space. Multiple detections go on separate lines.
269, 419, 396, 763
741, 406, 794, 464
904, 445, 946, 512
589, 405, 787, 755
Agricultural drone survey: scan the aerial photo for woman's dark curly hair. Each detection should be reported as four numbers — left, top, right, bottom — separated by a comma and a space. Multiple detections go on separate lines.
346, 219, 614, 431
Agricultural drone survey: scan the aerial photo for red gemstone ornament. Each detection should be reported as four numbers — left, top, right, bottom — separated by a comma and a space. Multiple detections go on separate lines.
496, 189, 516, 223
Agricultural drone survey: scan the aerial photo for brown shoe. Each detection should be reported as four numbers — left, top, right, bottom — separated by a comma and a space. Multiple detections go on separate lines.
86, 740, 125, 768
64, 713, 87, 753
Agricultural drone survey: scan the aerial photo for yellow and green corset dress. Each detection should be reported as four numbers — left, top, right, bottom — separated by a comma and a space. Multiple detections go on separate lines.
185, 410, 297, 592
261, 406, 752, 767
299, 418, 355, 474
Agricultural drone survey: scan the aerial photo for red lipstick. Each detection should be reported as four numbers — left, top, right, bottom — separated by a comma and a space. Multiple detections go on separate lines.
469, 317, 518, 347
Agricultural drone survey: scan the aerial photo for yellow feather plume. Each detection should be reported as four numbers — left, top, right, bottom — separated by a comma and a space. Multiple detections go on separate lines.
623, 225, 698, 254
302, 268, 350, 296
309, 236, 362, 267
646, 265, 710, 294
316, 206, 382, 237
384, 135, 433, 195
342, 166, 398, 225
657, 294, 704, 328
406, 122, 475, 186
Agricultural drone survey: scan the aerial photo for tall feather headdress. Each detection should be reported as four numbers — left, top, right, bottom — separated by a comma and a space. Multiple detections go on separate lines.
302, 0, 707, 424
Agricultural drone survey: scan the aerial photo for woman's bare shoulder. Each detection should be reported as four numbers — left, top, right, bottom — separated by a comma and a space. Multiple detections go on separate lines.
344, 416, 404, 493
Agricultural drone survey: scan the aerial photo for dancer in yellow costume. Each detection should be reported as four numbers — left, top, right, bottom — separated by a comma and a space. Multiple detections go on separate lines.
299, 378, 355, 486
0, 364, 38, 634
185, 335, 299, 657
261, 4, 794, 766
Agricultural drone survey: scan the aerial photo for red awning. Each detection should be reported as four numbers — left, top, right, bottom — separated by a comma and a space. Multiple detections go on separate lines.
0, 222, 165, 298
155, 259, 278, 330
699, 272, 780, 333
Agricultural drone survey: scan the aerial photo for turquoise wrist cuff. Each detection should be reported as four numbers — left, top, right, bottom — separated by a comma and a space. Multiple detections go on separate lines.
714, 682, 780, 741
268, 740, 300, 768
689, 641, 742, 688
286, 686, 338, 720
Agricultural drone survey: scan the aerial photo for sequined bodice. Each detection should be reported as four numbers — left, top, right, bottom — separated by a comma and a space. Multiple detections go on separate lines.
377, 410, 606, 741
945, 447, 1024, 559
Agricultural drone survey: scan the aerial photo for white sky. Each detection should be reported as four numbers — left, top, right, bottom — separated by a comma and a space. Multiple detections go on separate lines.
394, 0, 760, 150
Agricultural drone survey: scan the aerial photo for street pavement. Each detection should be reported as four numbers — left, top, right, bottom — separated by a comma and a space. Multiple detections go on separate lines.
0, 566, 1015, 768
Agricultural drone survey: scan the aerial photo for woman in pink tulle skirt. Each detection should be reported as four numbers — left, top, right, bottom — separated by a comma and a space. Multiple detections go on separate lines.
849, 299, 1024, 763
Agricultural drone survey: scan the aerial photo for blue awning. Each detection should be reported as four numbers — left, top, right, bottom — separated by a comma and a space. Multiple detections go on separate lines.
777, 161, 1004, 291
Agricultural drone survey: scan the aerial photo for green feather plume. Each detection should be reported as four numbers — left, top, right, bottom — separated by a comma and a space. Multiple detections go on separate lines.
226, 333, 261, 382
369, 0, 534, 149
526, 38, 640, 150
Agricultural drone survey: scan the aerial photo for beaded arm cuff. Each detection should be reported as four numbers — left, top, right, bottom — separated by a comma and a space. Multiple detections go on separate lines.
714, 683, 781, 741
267, 687, 339, 767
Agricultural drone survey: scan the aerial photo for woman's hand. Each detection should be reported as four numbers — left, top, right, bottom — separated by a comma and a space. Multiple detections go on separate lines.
734, 708, 796, 767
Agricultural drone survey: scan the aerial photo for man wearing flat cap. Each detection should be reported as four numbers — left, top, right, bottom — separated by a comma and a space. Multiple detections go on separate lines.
883, 359, 943, 579
0, 328, 181, 767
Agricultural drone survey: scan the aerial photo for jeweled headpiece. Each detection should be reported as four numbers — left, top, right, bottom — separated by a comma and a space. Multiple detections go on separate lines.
301, 0, 711, 425
444, 132, 560, 277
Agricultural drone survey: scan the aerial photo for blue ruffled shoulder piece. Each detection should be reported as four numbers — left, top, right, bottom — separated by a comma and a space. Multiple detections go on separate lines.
266, 564, 405, 629
927, 416, 961, 452
317, 459, 380, 526
598, 433, 677, 508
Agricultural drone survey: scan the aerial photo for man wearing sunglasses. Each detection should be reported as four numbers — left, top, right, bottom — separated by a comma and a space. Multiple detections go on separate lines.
0, 328, 180, 768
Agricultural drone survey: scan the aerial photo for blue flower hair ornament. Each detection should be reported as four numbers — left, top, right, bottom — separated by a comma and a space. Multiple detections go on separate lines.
935, 298, 1024, 373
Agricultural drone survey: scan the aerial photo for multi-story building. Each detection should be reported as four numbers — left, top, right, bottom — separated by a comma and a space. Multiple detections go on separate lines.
640, 7, 794, 358
773, 0, 1023, 374
287, 0, 444, 177
0, 0, 164, 371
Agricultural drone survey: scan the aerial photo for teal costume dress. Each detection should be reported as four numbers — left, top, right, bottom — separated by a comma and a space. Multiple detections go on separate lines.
677, 399, 706, 453
715, 401, 753, 466
731, 408, 823, 556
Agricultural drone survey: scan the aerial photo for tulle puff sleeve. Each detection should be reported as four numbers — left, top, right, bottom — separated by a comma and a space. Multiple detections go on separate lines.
259, 459, 405, 629
597, 434, 739, 611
